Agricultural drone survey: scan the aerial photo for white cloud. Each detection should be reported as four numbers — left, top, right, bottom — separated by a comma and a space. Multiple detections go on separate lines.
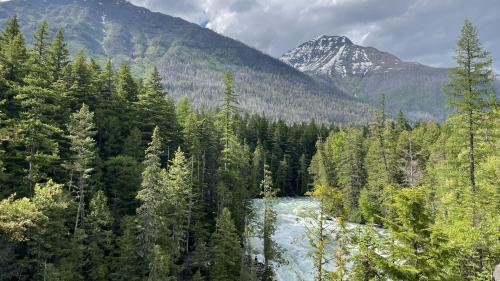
129, 0, 500, 69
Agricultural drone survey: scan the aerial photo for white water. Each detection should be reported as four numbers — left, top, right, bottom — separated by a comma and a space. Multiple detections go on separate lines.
248, 197, 343, 281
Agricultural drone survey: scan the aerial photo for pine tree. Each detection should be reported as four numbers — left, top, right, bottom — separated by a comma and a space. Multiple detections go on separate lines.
210, 208, 242, 281
395, 110, 410, 132
99, 60, 115, 100
260, 164, 280, 281
361, 122, 398, 223
113, 216, 142, 281
250, 141, 265, 197
30, 20, 51, 85
275, 157, 289, 194
374, 95, 388, 175
338, 127, 366, 222
135, 67, 178, 151
193, 269, 205, 281
443, 19, 495, 193
15, 54, 62, 194
217, 72, 240, 169
66, 103, 96, 233
397, 130, 422, 187
102, 155, 141, 226
30, 180, 73, 280
47, 28, 70, 83
116, 64, 138, 102
432, 20, 499, 279
94, 60, 125, 157
378, 186, 445, 280
136, 127, 177, 279
308, 139, 332, 188
164, 147, 193, 256
68, 50, 91, 110
431, 117, 500, 279
190, 238, 210, 273
350, 224, 384, 281
136, 126, 163, 258
215, 72, 250, 232
298, 153, 310, 195
329, 216, 351, 281
0, 181, 66, 242
12, 21, 65, 195
305, 184, 342, 281
0, 15, 28, 83
0, 180, 71, 279
85, 190, 113, 281
122, 127, 144, 161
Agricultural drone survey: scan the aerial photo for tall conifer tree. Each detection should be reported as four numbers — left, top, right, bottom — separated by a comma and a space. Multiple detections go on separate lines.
66, 103, 96, 233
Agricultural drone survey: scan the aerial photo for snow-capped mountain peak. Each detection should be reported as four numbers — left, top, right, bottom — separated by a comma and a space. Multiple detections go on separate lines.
312, 35, 353, 45
281, 35, 401, 78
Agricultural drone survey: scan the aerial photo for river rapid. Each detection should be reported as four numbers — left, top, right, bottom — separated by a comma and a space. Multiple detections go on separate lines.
248, 197, 349, 281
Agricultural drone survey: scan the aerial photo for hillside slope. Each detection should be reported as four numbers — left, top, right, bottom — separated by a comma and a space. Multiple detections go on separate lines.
0, 0, 371, 124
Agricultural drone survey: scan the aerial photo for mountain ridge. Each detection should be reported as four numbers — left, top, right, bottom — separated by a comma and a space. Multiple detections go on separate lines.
0, 0, 372, 124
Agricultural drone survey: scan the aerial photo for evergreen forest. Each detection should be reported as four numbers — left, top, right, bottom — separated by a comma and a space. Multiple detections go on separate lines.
0, 16, 499, 281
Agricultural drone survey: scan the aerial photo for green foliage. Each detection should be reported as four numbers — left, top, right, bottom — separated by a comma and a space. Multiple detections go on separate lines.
0, 17, 498, 281
13, 22, 63, 192
85, 190, 113, 281
113, 216, 143, 281
305, 184, 343, 281
380, 186, 445, 280
136, 126, 165, 257
135, 67, 179, 153
0, 193, 42, 241
0, 16, 28, 83
210, 208, 242, 281
116, 63, 138, 102
308, 139, 333, 188
47, 28, 70, 82
350, 224, 384, 281
102, 155, 141, 225
163, 147, 193, 255
193, 269, 205, 281
217, 72, 240, 169
0, 180, 71, 279
260, 164, 281, 280
66, 103, 97, 233
443, 19, 495, 193
337, 127, 366, 222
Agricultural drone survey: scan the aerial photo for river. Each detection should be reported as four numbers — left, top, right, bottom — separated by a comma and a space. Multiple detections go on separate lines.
247, 197, 348, 281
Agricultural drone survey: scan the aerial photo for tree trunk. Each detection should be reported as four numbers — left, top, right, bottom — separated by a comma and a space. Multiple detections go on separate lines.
468, 109, 476, 193
74, 176, 85, 234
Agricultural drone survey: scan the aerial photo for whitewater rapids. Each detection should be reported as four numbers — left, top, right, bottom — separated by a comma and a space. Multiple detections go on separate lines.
247, 197, 346, 281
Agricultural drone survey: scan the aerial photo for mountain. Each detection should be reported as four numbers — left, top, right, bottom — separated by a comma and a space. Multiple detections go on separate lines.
281, 35, 451, 120
0, 0, 372, 124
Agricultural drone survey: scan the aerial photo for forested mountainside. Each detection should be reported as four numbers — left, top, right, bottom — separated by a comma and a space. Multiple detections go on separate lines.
281, 35, 452, 120
0, 0, 371, 124
0, 12, 499, 281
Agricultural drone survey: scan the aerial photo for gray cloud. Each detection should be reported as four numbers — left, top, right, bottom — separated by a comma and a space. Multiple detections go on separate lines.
129, 0, 500, 70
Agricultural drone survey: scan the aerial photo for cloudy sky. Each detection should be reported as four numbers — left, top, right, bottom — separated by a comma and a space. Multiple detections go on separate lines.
129, 0, 500, 70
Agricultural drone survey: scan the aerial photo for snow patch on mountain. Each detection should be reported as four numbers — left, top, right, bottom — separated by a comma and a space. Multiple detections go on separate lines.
281, 35, 401, 78
101, 14, 107, 34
